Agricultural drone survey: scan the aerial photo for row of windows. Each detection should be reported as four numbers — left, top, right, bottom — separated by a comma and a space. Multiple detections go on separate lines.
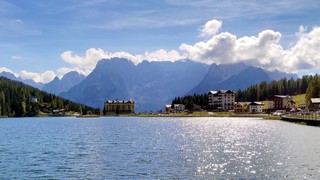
106, 105, 133, 110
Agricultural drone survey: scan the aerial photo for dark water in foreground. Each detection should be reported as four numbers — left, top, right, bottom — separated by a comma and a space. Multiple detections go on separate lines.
0, 117, 319, 179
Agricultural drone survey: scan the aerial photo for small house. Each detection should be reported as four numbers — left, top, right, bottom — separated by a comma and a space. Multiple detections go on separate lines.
174, 104, 185, 113
311, 98, 320, 111
233, 102, 249, 113
249, 102, 264, 113
165, 105, 172, 113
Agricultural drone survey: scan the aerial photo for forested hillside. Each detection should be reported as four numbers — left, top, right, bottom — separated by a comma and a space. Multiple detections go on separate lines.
0, 77, 99, 117
172, 75, 318, 110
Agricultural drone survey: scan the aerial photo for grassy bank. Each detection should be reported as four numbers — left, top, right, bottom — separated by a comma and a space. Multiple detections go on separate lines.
136, 112, 275, 118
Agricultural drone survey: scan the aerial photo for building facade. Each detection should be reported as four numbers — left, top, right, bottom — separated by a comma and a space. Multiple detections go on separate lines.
311, 98, 320, 111
208, 90, 235, 111
234, 102, 249, 113
268, 95, 294, 111
104, 100, 134, 114
249, 102, 264, 113
174, 104, 185, 112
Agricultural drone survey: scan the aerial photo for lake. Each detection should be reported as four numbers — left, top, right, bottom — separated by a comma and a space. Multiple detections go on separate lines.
0, 117, 319, 179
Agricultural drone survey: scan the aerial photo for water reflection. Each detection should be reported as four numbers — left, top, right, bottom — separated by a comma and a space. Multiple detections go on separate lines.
0, 117, 319, 179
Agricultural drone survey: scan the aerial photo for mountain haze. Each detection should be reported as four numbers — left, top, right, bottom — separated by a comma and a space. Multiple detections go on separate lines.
187, 62, 248, 94
61, 58, 210, 112
59, 58, 298, 112
0, 72, 43, 89
188, 63, 299, 94
3, 58, 298, 112
42, 71, 85, 95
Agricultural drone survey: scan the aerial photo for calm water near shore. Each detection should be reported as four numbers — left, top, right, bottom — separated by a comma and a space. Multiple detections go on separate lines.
0, 117, 319, 179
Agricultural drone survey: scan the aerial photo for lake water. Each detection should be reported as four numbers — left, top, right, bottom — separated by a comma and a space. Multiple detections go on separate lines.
0, 117, 319, 179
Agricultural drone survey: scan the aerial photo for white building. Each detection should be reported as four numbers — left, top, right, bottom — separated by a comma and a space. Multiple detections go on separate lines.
208, 90, 235, 111
249, 102, 264, 113
174, 104, 185, 112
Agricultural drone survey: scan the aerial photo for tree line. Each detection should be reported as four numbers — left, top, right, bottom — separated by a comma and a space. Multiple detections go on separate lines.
172, 75, 319, 110
0, 77, 100, 117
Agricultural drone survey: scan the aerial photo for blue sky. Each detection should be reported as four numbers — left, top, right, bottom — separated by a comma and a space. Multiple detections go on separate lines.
1, 0, 320, 82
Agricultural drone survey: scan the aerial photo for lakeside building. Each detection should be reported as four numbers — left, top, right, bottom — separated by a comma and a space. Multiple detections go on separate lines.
208, 90, 235, 111
104, 100, 134, 114
234, 101, 264, 113
165, 105, 172, 113
268, 95, 294, 111
311, 98, 320, 111
174, 104, 185, 113
249, 102, 264, 113
234, 102, 250, 113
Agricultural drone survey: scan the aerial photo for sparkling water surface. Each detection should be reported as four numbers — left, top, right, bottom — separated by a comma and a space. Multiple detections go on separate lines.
0, 117, 320, 179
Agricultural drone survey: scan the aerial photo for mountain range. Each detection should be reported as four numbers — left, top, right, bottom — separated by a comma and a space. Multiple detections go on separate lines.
0, 71, 43, 89
42, 71, 85, 95
1, 58, 298, 112
60, 58, 210, 112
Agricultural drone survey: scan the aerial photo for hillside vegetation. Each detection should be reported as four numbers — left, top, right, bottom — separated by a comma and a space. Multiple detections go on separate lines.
0, 77, 99, 117
172, 75, 319, 111
292, 94, 306, 108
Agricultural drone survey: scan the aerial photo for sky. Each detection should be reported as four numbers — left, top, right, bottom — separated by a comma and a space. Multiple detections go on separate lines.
1, 0, 320, 83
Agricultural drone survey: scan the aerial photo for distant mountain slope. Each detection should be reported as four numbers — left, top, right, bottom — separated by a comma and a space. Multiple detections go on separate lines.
42, 71, 85, 95
0, 72, 43, 89
60, 58, 298, 112
60, 60, 131, 108
216, 66, 272, 90
266, 70, 299, 80
61, 58, 210, 112
189, 64, 299, 94
187, 62, 248, 94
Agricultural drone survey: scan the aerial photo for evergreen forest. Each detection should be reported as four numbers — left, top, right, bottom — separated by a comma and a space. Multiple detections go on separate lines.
0, 77, 100, 117
172, 75, 320, 111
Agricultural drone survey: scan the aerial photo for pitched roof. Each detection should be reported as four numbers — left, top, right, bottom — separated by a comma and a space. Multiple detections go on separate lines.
249, 101, 264, 106
311, 98, 320, 104
235, 102, 250, 106
209, 90, 235, 94
269, 95, 292, 99
106, 100, 134, 104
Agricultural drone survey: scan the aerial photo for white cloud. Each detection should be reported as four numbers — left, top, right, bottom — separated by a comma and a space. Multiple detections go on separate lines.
0, 67, 56, 83
11, 56, 22, 60
57, 67, 91, 77
200, 19, 222, 37
19, 70, 55, 83
235, 30, 283, 67
282, 26, 320, 72
144, 49, 184, 62
0, 67, 17, 76
181, 19, 320, 73
180, 32, 237, 64
59, 19, 320, 76
61, 48, 109, 71
60, 48, 184, 71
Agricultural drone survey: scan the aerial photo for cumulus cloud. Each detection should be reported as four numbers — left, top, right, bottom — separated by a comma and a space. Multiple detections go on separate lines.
0, 67, 17, 76
181, 19, 320, 73
0, 67, 56, 83
61, 48, 109, 71
200, 19, 222, 37
57, 67, 91, 77
180, 32, 237, 64
282, 26, 320, 72
143, 49, 184, 62
19, 70, 55, 83
60, 48, 185, 71
59, 19, 320, 75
